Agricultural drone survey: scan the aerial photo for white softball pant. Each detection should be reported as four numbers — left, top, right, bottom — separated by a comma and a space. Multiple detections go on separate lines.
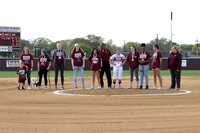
113, 66, 123, 81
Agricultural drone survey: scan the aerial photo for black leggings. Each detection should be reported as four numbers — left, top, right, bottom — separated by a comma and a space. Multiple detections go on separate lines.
39, 69, 48, 86
54, 63, 64, 86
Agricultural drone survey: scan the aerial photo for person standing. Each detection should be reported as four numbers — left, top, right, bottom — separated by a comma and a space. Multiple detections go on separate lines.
88, 48, 101, 89
139, 43, 151, 89
152, 44, 163, 89
37, 49, 51, 90
20, 47, 33, 90
167, 46, 182, 90
127, 46, 140, 89
52, 43, 66, 90
17, 61, 28, 90
98, 43, 112, 88
109, 49, 126, 88
71, 43, 85, 89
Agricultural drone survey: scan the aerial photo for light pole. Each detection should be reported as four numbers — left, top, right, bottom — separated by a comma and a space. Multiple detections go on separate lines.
170, 12, 173, 49
195, 38, 199, 56
156, 34, 159, 45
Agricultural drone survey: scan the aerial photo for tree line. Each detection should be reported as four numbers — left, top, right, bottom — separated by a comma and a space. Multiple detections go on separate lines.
0, 34, 199, 58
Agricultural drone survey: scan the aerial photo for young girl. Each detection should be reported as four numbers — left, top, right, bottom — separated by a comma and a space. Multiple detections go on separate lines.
127, 46, 140, 89
152, 45, 162, 89
88, 48, 101, 89
17, 61, 28, 90
20, 47, 33, 90
71, 43, 85, 89
37, 49, 51, 89
109, 49, 126, 88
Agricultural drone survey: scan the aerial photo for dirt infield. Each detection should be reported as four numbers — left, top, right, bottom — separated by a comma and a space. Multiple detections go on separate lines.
0, 76, 200, 133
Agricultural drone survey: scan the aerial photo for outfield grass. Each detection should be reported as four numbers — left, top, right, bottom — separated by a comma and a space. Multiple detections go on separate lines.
0, 70, 199, 78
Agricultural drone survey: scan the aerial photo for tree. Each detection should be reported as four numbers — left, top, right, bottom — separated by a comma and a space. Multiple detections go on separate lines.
180, 44, 194, 51
86, 34, 104, 48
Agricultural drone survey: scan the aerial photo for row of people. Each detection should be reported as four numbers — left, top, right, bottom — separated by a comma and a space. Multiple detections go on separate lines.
17, 43, 182, 90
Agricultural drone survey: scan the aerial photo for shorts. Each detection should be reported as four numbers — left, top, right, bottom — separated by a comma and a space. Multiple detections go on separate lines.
152, 67, 160, 70
18, 80, 25, 83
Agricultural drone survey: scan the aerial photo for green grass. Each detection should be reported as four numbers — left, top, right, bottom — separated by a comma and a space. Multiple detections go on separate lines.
0, 70, 199, 78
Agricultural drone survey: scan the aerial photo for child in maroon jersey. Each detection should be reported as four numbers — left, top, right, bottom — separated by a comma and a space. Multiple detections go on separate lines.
152, 45, 162, 89
88, 48, 101, 89
17, 61, 28, 90
37, 49, 51, 89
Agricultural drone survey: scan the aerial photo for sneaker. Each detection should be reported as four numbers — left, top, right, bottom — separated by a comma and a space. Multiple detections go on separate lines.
83, 87, 85, 89
44, 87, 48, 90
74, 87, 77, 89
153, 86, 156, 89
37, 86, 40, 90
90, 86, 94, 89
128, 86, 132, 89
168, 88, 174, 90
54, 86, 58, 90
101, 86, 104, 89
112, 85, 115, 89
98, 86, 101, 89
145, 85, 149, 89
177, 88, 180, 90
28, 86, 31, 90
21, 87, 26, 90
119, 84, 122, 88
61, 86, 65, 90
18, 87, 21, 90
139, 85, 143, 89
157, 87, 162, 89
136, 84, 139, 89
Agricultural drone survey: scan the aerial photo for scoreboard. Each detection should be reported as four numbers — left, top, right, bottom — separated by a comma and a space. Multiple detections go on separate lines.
0, 26, 21, 52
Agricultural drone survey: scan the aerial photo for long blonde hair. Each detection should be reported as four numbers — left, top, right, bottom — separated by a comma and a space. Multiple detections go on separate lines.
22, 46, 30, 54
71, 44, 84, 53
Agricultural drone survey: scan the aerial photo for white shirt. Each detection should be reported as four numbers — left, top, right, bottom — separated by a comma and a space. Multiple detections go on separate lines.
110, 54, 126, 67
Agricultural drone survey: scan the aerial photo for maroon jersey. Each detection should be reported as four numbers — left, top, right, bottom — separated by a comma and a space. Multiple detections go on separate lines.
139, 51, 151, 65
88, 54, 101, 71
55, 50, 64, 64
152, 50, 162, 68
20, 53, 33, 69
167, 52, 182, 70
17, 67, 26, 81
98, 48, 111, 62
38, 56, 51, 69
127, 51, 140, 69
71, 50, 84, 67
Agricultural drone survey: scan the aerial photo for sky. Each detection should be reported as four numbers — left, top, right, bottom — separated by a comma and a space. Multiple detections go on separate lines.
1, 0, 200, 46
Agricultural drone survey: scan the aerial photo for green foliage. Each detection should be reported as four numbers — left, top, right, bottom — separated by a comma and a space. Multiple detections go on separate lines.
180, 44, 194, 51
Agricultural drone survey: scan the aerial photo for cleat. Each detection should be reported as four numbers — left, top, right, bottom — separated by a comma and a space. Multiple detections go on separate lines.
157, 87, 162, 89
98, 86, 101, 89
61, 86, 65, 90
18, 87, 21, 91
119, 84, 122, 88
37, 87, 40, 90
82, 87, 85, 89
153, 86, 156, 89
176, 88, 180, 90
21, 87, 26, 90
139, 85, 143, 89
44, 86, 48, 90
145, 85, 149, 89
128, 86, 132, 89
54, 86, 58, 90
168, 88, 174, 90
28, 86, 31, 90
90, 86, 94, 89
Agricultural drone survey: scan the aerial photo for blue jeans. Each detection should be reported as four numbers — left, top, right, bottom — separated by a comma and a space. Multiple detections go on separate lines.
27, 69, 31, 86
139, 65, 149, 86
74, 66, 85, 88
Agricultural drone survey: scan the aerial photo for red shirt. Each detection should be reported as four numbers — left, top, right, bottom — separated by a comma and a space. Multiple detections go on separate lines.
55, 50, 64, 64
17, 67, 26, 81
139, 51, 151, 65
20, 53, 33, 69
88, 54, 101, 71
152, 50, 162, 68
98, 48, 111, 62
71, 50, 84, 67
167, 52, 182, 70
38, 56, 51, 69
127, 51, 140, 69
